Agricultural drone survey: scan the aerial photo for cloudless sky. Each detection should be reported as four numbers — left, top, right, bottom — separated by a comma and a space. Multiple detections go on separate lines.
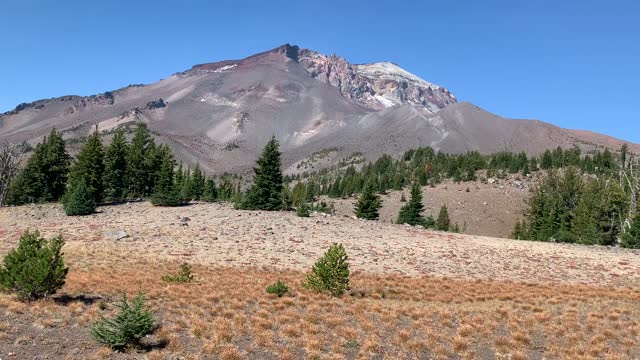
1, 0, 639, 143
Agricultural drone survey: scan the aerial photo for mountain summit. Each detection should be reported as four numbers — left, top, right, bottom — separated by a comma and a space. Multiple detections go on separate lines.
0, 44, 636, 174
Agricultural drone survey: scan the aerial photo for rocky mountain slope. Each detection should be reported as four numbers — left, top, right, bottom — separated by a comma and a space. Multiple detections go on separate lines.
1, 44, 637, 175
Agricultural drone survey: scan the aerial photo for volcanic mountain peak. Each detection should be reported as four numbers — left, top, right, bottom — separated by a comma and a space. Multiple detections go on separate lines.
1, 44, 637, 176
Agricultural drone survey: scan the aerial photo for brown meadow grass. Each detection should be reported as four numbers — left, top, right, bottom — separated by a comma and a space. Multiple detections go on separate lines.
0, 258, 638, 359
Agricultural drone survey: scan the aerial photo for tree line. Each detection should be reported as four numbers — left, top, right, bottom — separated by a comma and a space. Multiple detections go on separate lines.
285, 145, 620, 205
3, 125, 240, 214
512, 160, 640, 248
3, 126, 638, 247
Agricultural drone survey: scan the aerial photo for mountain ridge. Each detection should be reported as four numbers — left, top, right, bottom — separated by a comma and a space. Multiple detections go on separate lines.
0, 44, 637, 175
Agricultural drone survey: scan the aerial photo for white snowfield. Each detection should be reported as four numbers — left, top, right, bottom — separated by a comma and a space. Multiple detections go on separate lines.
355, 62, 442, 89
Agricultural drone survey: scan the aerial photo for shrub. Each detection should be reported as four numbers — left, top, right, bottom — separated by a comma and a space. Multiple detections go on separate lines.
92, 292, 156, 350
296, 203, 310, 217
303, 243, 350, 296
311, 201, 335, 214
161, 263, 193, 283
0, 230, 68, 301
266, 280, 289, 297
63, 181, 96, 216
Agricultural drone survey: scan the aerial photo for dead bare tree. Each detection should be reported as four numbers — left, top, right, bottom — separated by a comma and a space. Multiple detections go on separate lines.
0, 142, 26, 207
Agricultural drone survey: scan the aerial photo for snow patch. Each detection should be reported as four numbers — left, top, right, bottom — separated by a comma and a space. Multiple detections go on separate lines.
355, 62, 441, 89
214, 64, 237, 73
374, 95, 397, 108
199, 93, 238, 107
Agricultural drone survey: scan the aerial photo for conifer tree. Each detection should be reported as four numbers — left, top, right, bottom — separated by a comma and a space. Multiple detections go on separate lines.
622, 215, 640, 249
242, 136, 284, 210
7, 129, 70, 205
67, 127, 104, 203
63, 181, 97, 216
202, 178, 218, 202
175, 163, 184, 190
179, 167, 193, 202
150, 146, 180, 206
191, 163, 205, 200
436, 205, 450, 231
104, 129, 129, 202
354, 182, 382, 220
127, 123, 154, 197
397, 182, 425, 226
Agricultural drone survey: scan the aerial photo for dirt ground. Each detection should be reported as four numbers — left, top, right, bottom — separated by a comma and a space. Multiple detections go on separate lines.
0, 202, 639, 359
0, 201, 638, 287
329, 175, 534, 238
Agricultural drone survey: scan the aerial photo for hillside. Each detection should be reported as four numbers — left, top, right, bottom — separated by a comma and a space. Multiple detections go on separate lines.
1, 44, 638, 176
0, 202, 639, 359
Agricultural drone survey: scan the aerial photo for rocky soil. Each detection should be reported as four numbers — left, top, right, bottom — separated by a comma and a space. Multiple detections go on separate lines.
1, 201, 638, 288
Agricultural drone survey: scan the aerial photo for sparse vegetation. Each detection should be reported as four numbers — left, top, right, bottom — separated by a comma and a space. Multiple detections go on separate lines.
296, 202, 310, 217
161, 263, 193, 283
265, 279, 289, 297
91, 292, 156, 350
304, 243, 350, 296
0, 230, 68, 301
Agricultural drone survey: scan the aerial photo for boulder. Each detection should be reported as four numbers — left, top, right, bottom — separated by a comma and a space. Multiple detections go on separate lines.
105, 230, 129, 240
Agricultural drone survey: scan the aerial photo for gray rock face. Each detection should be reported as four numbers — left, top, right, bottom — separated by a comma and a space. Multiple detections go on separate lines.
105, 230, 129, 240
298, 49, 457, 112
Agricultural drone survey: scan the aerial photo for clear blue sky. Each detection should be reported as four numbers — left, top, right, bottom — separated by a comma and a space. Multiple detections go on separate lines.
1, 0, 639, 143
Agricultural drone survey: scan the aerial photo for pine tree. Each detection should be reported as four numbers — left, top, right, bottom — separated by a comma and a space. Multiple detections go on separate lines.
541, 150, 553, 170
354, 182, 382, 220
67, 128, 104, 203
179, 167, 193, 202
7, 129, 70, 205
0, 230, 68, 301
191, 163, 205, 200
436, 205, 450, 231
63, 181, 97, 216
396, 182, 425, 226
242, 136, 284, 210
150, 146, 180, 206
622, 215, 640, 249
127, 123, 154, 197
201, 178, 218, 202
104, 129, 129, 202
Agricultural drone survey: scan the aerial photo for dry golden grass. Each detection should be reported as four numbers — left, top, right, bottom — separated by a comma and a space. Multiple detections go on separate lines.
0, 259, 638, 359
1, 202, 640, 358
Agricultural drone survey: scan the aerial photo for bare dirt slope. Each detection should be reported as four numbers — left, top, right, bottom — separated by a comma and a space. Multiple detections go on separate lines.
329, 174, 535, 238
1, 202, 638, 288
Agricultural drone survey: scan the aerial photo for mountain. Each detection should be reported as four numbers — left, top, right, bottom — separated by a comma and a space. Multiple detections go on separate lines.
0, 44, 637, 175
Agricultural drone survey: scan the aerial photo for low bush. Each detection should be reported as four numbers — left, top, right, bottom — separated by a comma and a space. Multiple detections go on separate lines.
0, 230, 68, 301
296, 203, 310, 217
161, 263, 193, 283
266, 280, 289, 297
